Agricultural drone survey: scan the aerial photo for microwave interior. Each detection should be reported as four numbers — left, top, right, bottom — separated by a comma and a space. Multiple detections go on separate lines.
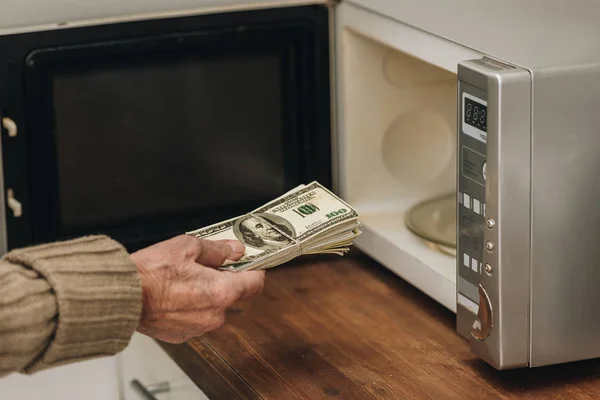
337, 27, 459, 302
0, 5, 332, 251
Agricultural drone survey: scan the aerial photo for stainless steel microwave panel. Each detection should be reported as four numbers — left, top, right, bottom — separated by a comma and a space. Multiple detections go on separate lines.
456, 58, 532, 370
457, 56, 600, 369
527, 61, 600, 368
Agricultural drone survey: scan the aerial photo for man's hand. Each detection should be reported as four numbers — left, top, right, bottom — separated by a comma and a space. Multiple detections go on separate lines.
130, 235, 264, 343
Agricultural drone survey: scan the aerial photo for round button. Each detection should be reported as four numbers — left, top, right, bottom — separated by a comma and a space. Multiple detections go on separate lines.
485, 264, 493, 274
485, 241, 495, 252
482, 161, 487, 181
486, 218, 495, 229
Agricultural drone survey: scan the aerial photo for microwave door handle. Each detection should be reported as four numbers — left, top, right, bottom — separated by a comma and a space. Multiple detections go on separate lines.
471, 284, 493, 341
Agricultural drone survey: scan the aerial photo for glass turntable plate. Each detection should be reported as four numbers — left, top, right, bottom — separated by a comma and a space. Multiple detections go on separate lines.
405, 193, 456, 257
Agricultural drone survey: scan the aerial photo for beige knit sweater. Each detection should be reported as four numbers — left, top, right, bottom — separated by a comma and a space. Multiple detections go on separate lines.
0, 235, 142, 376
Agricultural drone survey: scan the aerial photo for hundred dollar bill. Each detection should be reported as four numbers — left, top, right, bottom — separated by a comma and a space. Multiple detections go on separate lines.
186, 182, 361, 272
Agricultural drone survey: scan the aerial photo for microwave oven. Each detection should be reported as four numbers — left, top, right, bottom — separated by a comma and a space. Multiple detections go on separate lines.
2, 0, 600, 371
334, 0, 600, 370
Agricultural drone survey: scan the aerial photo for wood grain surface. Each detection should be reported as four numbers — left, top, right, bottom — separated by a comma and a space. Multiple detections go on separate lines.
160, 251, 600, 400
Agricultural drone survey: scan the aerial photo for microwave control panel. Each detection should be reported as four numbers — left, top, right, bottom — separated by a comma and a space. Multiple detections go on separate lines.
456, 58, 531, 369
457, 82, 487, 316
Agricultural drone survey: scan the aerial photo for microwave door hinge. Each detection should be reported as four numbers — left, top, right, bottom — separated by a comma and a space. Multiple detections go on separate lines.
2, 118, 21, 218
7, 189, 22, 218
2, 117, 18, 137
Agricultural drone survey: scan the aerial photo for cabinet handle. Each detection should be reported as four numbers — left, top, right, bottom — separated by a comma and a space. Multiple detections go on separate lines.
131, 379, 170, 400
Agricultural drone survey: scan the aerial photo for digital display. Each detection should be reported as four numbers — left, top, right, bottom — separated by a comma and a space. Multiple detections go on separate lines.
464, 97, 487, 132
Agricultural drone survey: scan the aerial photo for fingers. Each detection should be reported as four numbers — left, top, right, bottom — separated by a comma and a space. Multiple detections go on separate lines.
138, 310, 226, 343
134, 235, 258, 345
182, 236, 246, 267
223, 270, 266, 301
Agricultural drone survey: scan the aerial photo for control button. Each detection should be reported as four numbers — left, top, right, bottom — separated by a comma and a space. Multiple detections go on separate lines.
482, 161, 487, 181
485, 263, 493, 275
486, 218, 496, 229
463, 193, 471, 209
471, 257, 478, 273
473, 198, 481, 214
463, 253, 470, 268
471, 284, 493, 341
485, 241, 494, 252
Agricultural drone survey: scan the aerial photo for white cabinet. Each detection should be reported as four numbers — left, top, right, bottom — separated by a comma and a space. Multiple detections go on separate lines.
0, 357, 119, 400
118, 333, 209, 400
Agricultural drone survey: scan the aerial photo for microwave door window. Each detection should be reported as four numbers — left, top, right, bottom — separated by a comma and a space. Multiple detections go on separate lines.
51, 54, 287, 232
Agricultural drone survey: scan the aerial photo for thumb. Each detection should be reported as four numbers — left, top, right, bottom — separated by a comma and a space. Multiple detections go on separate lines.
194, 239, 246, 268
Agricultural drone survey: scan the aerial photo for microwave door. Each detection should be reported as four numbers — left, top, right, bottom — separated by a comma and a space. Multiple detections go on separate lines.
0, 5, 332, 252
456, 58, 532, 370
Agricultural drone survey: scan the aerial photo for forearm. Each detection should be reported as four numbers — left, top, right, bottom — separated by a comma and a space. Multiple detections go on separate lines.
0, 259, 57, 375
0, 236, 142, 376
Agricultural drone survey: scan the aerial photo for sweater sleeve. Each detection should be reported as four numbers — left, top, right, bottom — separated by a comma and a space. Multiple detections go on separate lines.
0, 235, 142, 376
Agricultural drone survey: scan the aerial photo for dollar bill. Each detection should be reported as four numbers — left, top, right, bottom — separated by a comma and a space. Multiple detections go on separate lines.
186, 181, 361, 272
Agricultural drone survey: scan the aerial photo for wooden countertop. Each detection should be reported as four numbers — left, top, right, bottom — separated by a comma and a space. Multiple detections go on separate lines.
159, 251, 600, 400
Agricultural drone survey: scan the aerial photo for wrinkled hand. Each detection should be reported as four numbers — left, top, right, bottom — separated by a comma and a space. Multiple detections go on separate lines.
130, 235, 265, 343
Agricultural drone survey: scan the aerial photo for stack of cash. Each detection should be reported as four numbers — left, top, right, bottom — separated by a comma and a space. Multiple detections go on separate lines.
186, 182, 361, 272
